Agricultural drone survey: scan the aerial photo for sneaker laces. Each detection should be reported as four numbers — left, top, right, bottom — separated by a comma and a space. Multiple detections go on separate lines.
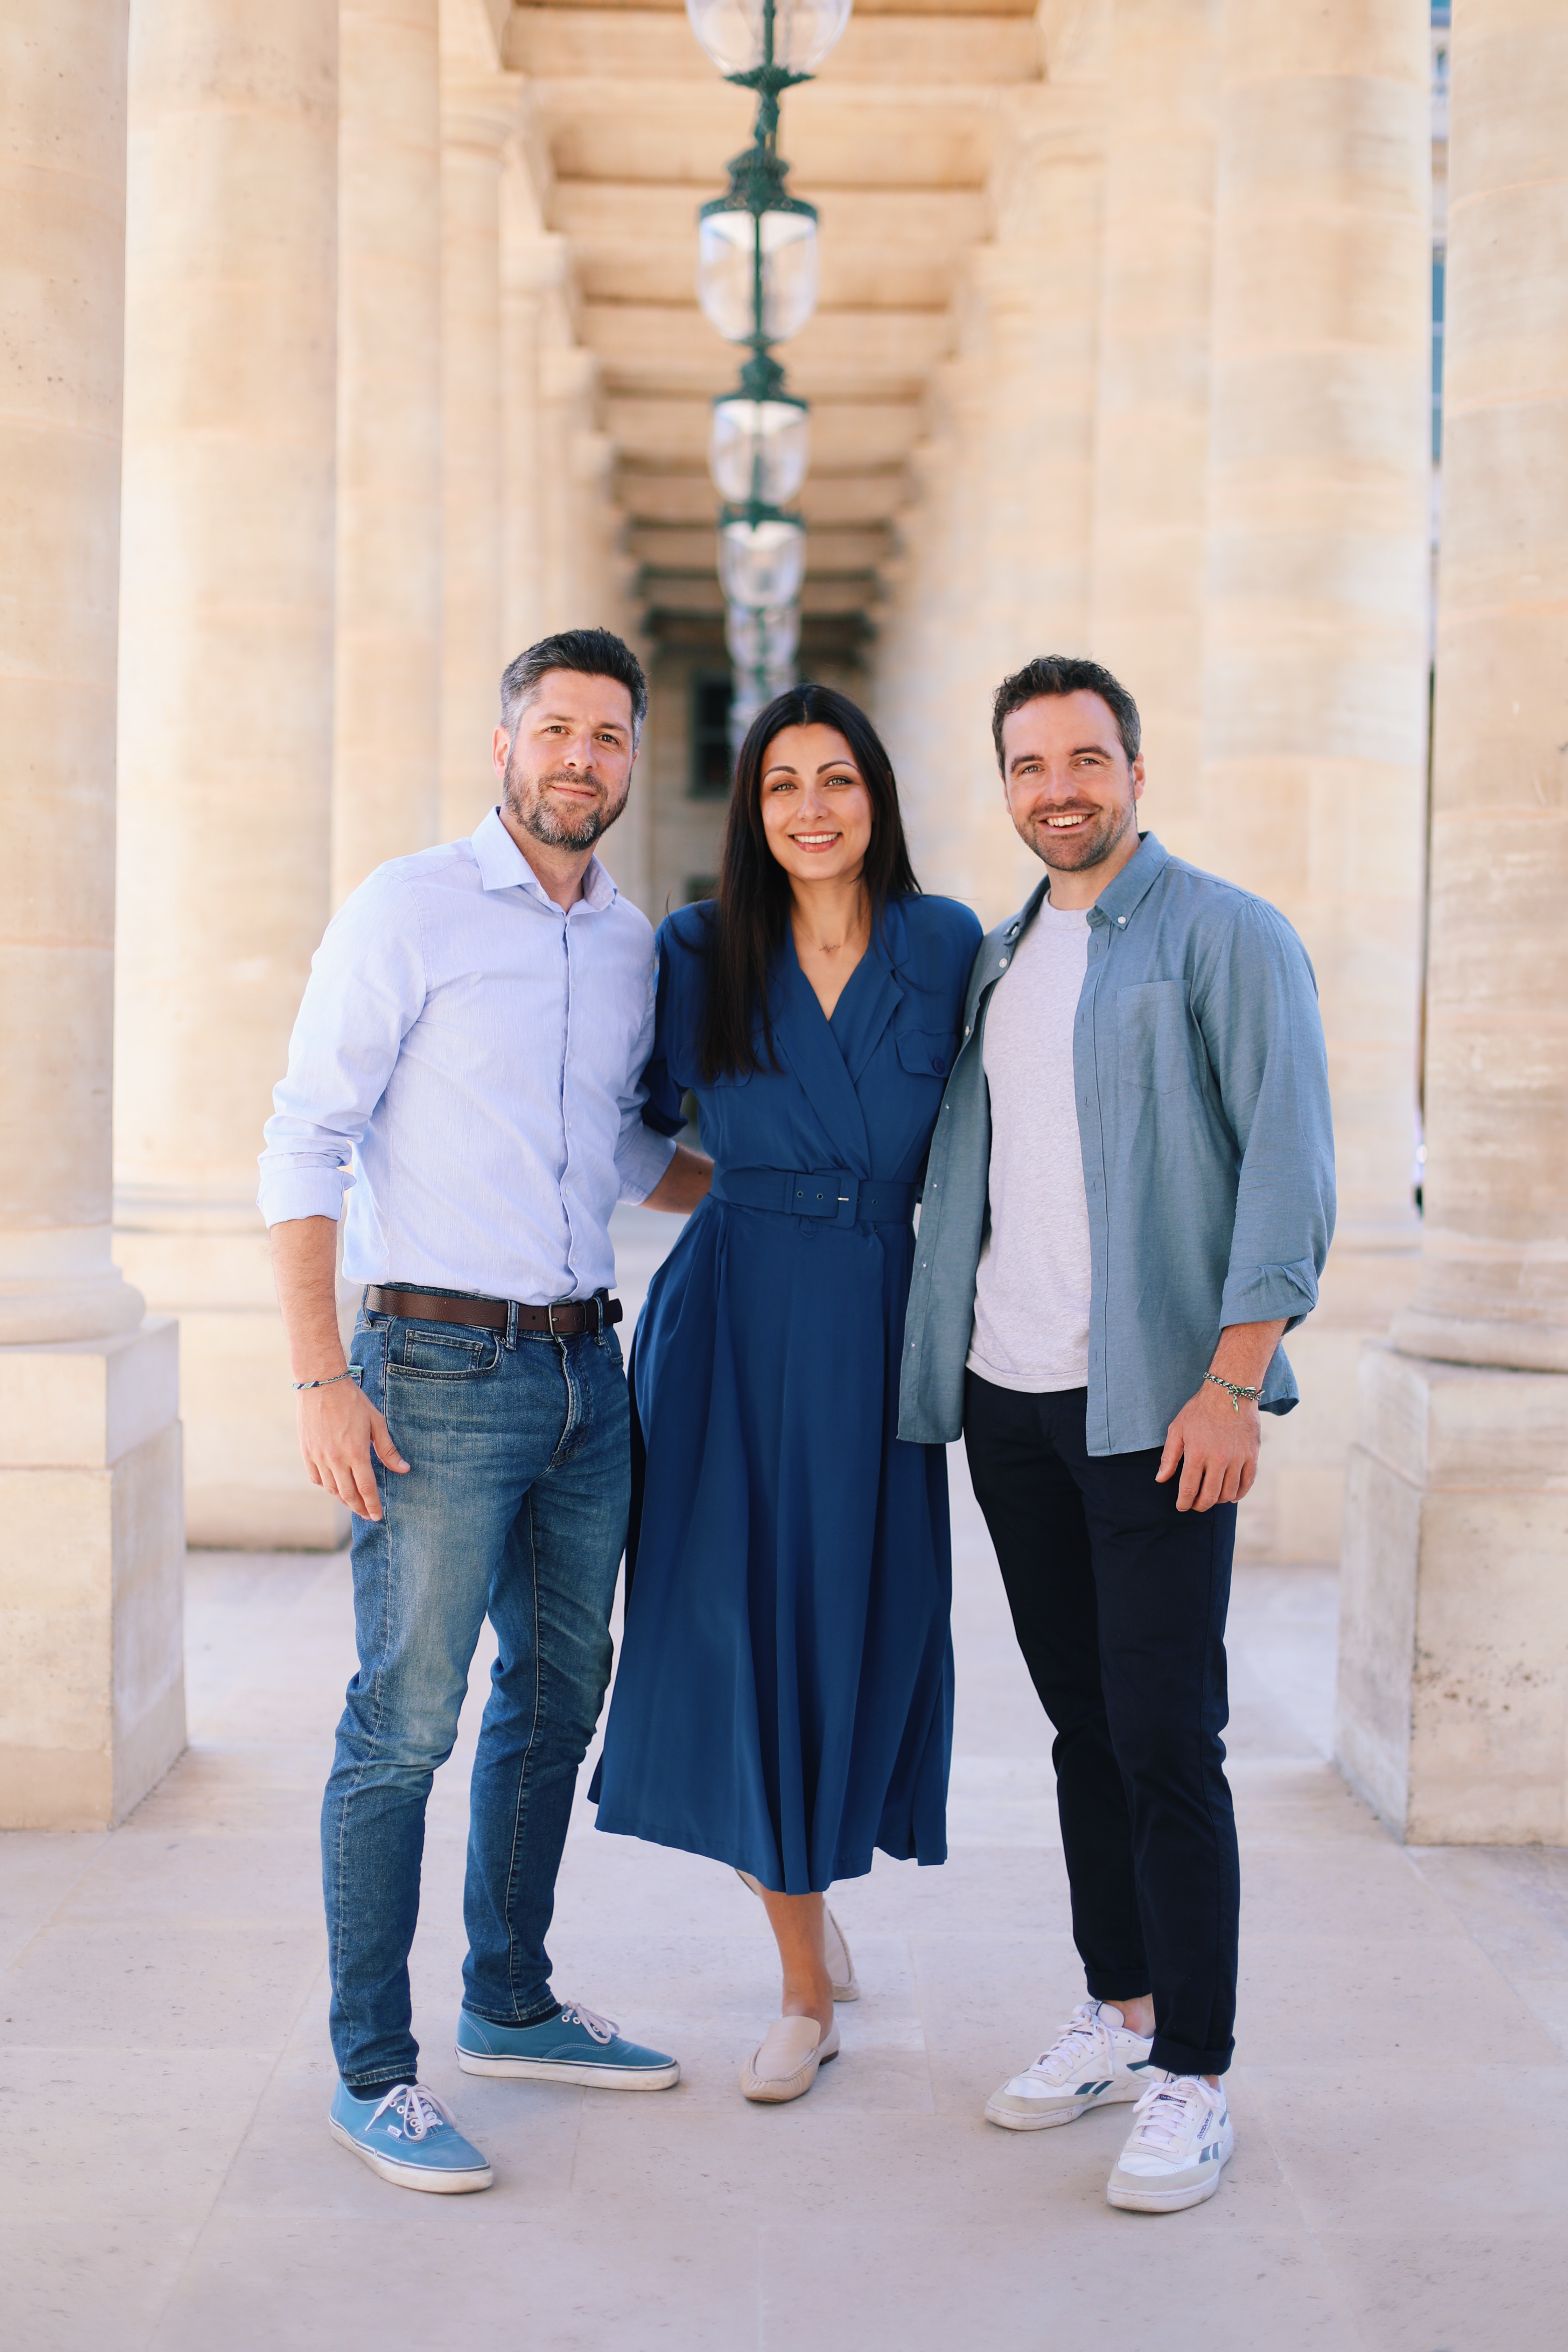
557, 2001, 616, 2045
1029, 2000, 1113, 2083
369, 2083, 455, 2141
1126, 2072, 1212, 2156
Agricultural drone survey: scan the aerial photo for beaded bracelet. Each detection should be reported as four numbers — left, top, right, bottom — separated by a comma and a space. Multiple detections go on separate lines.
1204, 1372, 1262, 1413
292, 1368, 355, 1393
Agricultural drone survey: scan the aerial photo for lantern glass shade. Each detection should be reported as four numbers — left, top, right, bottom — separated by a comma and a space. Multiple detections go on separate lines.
697, 207, 818, 345
710, 398, 810, 506
726, 600, 800, 672
719, 516, 806, 609
686, 0, 853, 77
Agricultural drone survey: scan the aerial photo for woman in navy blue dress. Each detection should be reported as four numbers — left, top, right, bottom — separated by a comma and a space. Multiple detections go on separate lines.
594, 684, 981, 2102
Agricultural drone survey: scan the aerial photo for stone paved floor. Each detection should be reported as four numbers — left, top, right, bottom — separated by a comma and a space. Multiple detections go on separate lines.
4, 1214, 1567, 2349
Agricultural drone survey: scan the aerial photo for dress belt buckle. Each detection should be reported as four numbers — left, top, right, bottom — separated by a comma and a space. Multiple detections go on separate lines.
834, 1174, 859, 1228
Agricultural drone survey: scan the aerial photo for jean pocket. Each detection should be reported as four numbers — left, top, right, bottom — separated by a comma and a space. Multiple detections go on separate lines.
389, 1323, 501, 1379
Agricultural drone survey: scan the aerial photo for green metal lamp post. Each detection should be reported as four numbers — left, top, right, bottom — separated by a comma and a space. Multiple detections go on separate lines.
686, 0, 852, 744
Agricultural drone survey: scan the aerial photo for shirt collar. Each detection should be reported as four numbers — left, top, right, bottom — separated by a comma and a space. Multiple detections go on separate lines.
1088, 830, 1169, 926
470, 807, 617, 912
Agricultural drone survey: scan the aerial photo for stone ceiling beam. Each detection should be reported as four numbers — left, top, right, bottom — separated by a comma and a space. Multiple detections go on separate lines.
582, 301, 950, 398
509, 10, 1040, 83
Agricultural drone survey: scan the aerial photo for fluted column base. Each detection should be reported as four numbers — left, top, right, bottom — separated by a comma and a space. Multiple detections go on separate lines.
114, 1191, 348, 1550
0, 1319, 186, 1829
1336, 1341, 1568, 1846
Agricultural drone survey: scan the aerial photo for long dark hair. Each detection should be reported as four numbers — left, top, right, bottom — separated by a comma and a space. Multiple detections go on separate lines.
697, 681, 920, 1082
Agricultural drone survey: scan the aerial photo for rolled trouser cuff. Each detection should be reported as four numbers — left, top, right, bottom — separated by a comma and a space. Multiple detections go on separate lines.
1149, 2032, 1233, 2078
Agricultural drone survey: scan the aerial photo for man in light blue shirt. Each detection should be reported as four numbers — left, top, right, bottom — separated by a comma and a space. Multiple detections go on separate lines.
259, 629, 711, 2193
899, 656, 1334, 2217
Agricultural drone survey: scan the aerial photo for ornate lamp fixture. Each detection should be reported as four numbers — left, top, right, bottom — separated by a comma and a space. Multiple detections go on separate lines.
685, 0, 852, 749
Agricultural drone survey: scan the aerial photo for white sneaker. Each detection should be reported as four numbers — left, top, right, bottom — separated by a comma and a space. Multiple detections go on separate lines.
985, 2000, 1157, 2132
1106, 2071, 1234, 2212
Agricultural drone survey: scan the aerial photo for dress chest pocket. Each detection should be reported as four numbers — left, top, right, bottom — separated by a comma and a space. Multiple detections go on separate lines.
391, 1325, 501, 1379
1115, 980, 1193, 1094
895, 1028, 957, 1080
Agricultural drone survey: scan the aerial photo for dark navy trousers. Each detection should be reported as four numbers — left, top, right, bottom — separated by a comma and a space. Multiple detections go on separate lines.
964, 1373, 1239, 2077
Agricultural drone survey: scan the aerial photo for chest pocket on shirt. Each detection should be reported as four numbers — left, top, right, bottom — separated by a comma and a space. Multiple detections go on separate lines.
1115, 980, 1193, 1094
895, 1029, 957, 1079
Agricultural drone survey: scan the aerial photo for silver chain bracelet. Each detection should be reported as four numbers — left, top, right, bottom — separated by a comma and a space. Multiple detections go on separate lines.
292, 1368, 355, 1393
1204, 1372, 1262, 1413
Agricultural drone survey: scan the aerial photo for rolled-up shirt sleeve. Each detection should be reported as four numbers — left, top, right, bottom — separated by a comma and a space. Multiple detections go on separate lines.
256, 869, 427, 1227
1194, 899, 1337, 1335
612, 933, 679, 1204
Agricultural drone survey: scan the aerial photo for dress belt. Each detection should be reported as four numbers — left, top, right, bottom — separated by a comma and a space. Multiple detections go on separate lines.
711, 1166, 917, 1229
364, 1284, 622, 1336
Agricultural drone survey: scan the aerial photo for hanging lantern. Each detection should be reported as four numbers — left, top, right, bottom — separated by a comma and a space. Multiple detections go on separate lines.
686, 0, 853, 78
710, 394, 810, 506
719, 513, 806, 609
726, 600, 800, 672
697, 198, 818, 345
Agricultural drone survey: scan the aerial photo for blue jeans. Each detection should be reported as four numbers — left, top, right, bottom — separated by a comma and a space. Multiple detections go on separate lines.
321, 1298, 630, 2093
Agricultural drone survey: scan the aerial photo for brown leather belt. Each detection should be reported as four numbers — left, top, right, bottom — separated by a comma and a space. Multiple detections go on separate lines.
364, 1285, 622, 1337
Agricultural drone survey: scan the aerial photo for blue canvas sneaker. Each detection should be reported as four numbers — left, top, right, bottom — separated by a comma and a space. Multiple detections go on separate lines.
456, 2000, 680, 2089
328, 2079, 493, 2193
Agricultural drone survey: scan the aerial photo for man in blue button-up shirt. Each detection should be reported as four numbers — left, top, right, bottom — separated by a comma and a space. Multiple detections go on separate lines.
259, 630, 711, 2193
899, 655, 1334, 2215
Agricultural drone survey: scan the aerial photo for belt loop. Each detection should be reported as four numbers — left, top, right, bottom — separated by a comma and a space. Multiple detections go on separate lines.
505, 1298, 517, 1352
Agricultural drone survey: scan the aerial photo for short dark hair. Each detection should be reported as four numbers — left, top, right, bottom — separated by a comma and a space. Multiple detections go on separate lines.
991, 655, 1141, 772
500, 628, 649, 737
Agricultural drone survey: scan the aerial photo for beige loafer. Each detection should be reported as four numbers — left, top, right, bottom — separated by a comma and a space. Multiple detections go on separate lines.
736, 1871, 860, 2003
740, 2014, 841, 2104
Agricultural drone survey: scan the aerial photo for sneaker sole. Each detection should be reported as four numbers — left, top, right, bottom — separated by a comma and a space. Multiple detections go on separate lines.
455, 2048, 680, 2090
328, 2115, 492, 2193
985, 2087, 1135, 2132
1107, 2158, 1230, 2213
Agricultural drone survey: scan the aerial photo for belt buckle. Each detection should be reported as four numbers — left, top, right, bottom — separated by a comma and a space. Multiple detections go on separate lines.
546, 1301, 563, 1337
834, 1174, 860, 1228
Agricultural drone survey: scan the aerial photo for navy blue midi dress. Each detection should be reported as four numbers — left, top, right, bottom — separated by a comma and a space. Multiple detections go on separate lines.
593, 891, 982, 1892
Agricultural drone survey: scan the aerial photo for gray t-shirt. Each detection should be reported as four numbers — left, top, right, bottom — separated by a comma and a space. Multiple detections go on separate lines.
966, 900, 1092, 1394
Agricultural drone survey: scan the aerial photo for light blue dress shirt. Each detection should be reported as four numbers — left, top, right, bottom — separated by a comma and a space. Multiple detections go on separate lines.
897, 834, 1337, 1456
257, 809, 677, 1304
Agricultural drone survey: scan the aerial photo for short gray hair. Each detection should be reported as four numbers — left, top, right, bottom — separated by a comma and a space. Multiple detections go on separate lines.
500, 629, 649, 737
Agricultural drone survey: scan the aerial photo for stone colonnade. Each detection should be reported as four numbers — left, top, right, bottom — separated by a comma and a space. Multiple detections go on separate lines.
0, 0, 629, 1825
1337, 0, 1568, 1843
880, 0, 1432, 1565
114, 0, 631, 1560
0, 2, 184, 1828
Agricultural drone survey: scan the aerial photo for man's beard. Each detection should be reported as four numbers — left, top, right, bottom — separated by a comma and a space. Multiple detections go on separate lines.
504, 755, 628, 851
1022, 793, 1136, 873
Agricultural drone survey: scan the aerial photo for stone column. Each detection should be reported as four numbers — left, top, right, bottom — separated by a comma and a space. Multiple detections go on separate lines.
0, 0, 184, 1827
439, 75, 517, 843
1199, 0, 1432, 1562
1337, 0, 1568, 1843
333, 0, 443, 909
884, 101, 1104, 930
114, 0, 342, 1549
500, 197, 556, 664
1088, 0, 1220, 861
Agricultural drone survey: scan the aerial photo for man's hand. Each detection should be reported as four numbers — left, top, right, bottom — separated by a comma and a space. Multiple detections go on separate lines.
271, 1214, 410, 1523
1155, 1317, 1288, 1514
298, 1378, 408, 1522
